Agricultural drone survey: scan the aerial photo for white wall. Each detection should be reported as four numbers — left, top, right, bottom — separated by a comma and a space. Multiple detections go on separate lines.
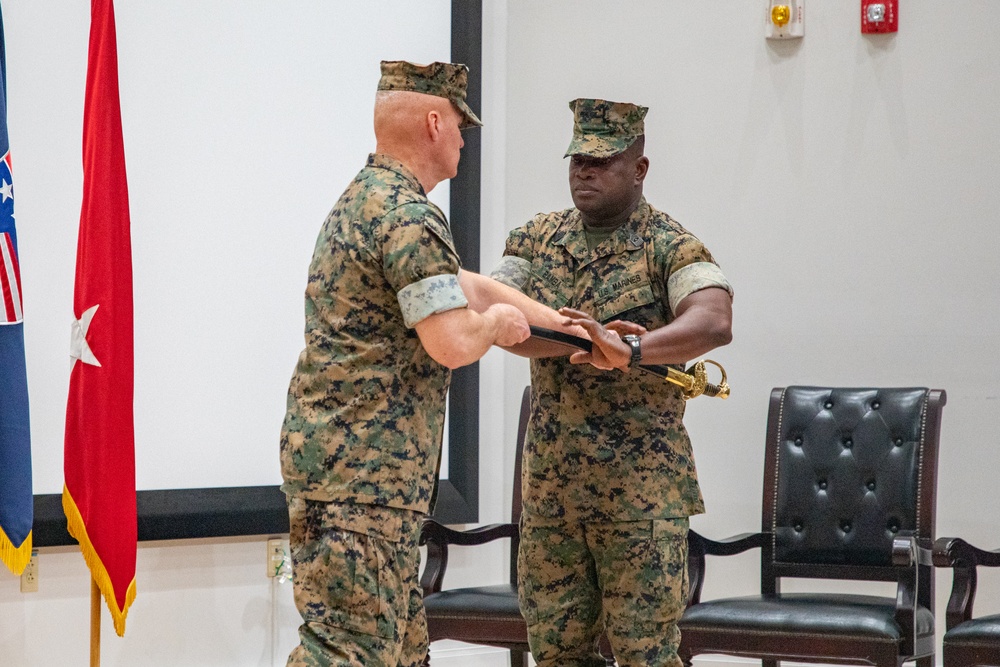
8, 0, 452, 495
3, 1, 1000, 666
501, 0, 1000, 661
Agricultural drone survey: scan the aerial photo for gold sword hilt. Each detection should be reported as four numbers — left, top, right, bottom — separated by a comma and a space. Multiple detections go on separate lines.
664, 359, 730, 400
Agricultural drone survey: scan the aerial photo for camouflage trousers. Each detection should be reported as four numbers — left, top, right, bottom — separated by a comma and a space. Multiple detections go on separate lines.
517, 513, 689, 667
285, 498, 427, 667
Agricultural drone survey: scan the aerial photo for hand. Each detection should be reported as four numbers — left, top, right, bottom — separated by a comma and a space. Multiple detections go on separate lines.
562, 321, 592, 340
604, 320, 647, 338
488, 303, 531, 347
558, 307, 635, 371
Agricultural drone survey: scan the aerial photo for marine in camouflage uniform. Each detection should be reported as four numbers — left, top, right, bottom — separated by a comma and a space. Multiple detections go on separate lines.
491, 99, 734, 667
280, 61, 486, 667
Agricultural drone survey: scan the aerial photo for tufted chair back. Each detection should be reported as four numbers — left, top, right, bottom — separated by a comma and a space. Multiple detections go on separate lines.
762, 386, 943, 592
768, 386, 936, 568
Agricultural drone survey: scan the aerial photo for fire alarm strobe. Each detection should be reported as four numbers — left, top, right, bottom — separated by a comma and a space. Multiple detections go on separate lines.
861, 0, 898, 34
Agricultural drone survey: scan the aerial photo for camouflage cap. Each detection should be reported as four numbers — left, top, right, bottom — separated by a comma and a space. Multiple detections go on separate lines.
564, 98, 648, 158
378, 60, 483, 129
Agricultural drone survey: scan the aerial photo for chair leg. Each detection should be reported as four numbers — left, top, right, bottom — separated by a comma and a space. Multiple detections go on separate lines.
511, 649, 530, 667
763, 659, 779, 667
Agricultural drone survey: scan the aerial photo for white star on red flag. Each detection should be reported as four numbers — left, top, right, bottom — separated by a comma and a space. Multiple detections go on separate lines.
70, 304, 102, 367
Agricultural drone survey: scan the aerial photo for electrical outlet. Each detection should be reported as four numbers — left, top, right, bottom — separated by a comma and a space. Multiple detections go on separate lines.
266, 538, 286, 579
20, 550, 38, 593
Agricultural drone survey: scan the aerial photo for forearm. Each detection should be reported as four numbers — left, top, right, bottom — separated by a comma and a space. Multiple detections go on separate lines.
458, 270, 595, 358
458, 270, 574, 332
446, 307, 509, 366
638, 289, 733, 365
639, 321, 730, 365
415, 302, 529, 369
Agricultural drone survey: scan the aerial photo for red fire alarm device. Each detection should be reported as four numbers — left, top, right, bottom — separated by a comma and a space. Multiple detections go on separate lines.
861, 0, 898, 34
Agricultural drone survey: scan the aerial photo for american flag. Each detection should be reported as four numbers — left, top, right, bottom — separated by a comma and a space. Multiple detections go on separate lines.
0, 0, 32, 578
0, 151, 21, 324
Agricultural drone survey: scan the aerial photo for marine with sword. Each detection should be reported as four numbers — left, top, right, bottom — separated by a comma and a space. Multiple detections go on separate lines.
487, 98, 734, 667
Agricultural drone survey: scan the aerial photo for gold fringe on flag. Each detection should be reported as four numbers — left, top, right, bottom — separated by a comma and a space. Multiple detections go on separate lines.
62, 486, 136, 636
0, 525, 31, 576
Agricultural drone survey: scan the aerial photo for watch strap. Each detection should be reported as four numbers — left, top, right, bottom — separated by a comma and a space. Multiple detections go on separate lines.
623, 334, 642, 367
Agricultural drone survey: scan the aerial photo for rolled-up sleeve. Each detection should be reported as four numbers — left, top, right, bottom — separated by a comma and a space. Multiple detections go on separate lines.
489, 224, 535, 293
490, 255, 532, 291
397, 274, 468, 327
666, 262, 733, 314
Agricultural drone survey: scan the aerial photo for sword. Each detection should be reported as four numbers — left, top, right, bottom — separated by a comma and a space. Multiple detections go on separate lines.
527, 326, 730, 400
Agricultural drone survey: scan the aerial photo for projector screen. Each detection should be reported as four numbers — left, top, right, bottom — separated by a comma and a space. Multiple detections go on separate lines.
6, 1, 455, 494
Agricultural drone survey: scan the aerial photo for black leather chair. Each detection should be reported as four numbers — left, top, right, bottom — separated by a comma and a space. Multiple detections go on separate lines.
933, 536, 1000, 666
419, 386, 613, 666
678, 386, 947, 667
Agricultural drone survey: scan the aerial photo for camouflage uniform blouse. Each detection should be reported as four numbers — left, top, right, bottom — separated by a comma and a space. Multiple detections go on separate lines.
492, 198, 732, 522
281, 153, 468, 515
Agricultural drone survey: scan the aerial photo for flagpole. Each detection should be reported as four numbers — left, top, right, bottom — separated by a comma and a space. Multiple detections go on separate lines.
91, 577, 101, 666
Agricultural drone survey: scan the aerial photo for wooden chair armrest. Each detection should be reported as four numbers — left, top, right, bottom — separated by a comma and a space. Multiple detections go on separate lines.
691, 530, 765, 557
932, 536, 1000, 629
890, 533, 934, 652
419, 519, 518, 548
418, 519, 519, 595
892, 534, 933, 566
933, 537, 1000, 568
686, 530, 765, 607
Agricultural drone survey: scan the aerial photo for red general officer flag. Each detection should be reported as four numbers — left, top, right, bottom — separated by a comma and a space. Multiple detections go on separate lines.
63, 0, 136, 637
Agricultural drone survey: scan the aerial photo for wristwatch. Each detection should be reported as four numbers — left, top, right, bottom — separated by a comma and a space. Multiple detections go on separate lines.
622, 334, 642, 368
